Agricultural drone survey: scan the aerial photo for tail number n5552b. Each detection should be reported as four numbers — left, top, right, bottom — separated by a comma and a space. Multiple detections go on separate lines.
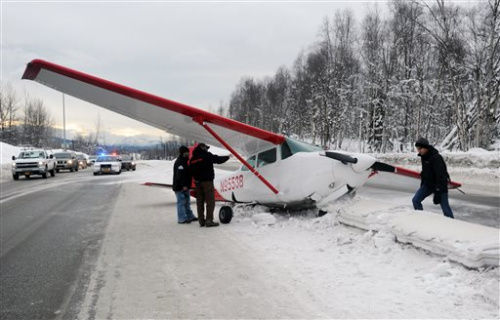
220, 174, 244, 192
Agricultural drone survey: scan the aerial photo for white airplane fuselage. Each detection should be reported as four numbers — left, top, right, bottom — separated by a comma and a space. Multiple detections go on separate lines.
214, 150, 377, 209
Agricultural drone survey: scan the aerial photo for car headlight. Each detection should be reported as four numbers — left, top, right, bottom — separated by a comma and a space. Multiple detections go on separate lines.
38, 161, 45, 166
12, 163, 16, 168
131, 162, 135, 165
67, 160, 72, 164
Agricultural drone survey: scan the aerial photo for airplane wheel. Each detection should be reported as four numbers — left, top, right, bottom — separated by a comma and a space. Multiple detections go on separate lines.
219, 206, 233, 224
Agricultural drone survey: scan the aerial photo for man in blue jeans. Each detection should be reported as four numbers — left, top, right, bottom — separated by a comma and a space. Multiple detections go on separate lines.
412, 138, 454, 218
173, 146, 197, 224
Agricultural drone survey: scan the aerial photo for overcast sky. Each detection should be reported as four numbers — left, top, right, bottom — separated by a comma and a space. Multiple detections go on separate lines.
1, 0, 466, 143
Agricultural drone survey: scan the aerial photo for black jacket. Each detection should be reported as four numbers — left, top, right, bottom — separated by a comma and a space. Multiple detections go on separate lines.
190, 147, 230, 182
172, 156, 191, 191
419, 146, 450, 193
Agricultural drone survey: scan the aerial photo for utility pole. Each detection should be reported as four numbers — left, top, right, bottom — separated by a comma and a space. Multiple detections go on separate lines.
62, 93, 67, 148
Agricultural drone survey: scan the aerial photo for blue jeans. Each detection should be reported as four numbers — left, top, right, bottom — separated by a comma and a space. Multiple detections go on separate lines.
412, 185, 454, 218
175, 190, 196, 223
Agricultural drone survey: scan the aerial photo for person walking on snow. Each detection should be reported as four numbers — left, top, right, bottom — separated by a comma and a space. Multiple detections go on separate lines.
189, 143, 230, 227
412, 137, 454, 219
173, 146, 198, 224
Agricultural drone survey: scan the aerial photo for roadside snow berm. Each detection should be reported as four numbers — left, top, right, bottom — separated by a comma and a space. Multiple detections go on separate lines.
335, 198, 499, 269
390, 212, 499, 269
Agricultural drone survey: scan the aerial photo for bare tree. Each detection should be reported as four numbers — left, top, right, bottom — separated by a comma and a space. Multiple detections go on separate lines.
361, 9, 388, 152
0, 82, 19, 144
466, 0, 500, 148
22, 96, 53, 147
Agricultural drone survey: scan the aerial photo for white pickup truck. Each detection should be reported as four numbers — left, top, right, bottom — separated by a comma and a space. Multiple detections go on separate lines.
11, 149, 57, 180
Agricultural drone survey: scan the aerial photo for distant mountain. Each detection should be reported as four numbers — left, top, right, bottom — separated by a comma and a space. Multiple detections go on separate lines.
52, 128, 168, 146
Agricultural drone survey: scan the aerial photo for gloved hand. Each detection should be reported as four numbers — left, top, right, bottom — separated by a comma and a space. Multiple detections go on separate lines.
433, 191, 441, 205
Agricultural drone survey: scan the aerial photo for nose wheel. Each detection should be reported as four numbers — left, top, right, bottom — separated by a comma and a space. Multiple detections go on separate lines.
219, 206, 233, 224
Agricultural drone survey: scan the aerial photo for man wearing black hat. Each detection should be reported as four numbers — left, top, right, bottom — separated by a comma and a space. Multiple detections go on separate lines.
173, 146, 197, 224
189, 143, 230, 227
412, 137, 454, 218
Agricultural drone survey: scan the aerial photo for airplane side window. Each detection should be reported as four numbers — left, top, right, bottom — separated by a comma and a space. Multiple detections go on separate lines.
241, 155, 256, 171
257, 148, 277, 167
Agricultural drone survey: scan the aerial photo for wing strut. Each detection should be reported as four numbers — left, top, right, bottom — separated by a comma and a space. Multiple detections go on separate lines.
194, 117, 279, 195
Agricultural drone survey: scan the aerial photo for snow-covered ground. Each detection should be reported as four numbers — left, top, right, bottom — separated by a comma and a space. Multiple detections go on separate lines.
1, 141, 22, 181
76, 159, 499, 318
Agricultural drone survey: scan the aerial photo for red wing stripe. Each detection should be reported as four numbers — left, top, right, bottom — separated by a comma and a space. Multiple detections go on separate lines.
22, 59, 286, 145
394, 166, 462, 189
394, 166, 420, 179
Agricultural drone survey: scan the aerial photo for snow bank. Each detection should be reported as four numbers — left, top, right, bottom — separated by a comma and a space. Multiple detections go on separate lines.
334, 198, 499, 269
372, 149, 499, 168
1, 142, 22, 181
226, 203, 499, 317
1, 141, 21, 165
391, 212, 499, 269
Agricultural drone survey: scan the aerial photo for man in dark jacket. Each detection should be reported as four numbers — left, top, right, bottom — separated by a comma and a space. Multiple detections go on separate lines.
189, 143, 230, 227
173, 146, 197, 224
412, 137, 454, 218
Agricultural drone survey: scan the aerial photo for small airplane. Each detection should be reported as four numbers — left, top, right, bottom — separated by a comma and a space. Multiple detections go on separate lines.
22, 59, 462, 223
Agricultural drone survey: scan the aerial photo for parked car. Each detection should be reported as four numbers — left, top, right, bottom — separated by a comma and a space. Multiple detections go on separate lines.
88, 155, 97, 165
120, 155, 136, 171
11, 149, 56, 180
54, 151, 79, 172
76, 152, 88, 169
93, 155, 121, 175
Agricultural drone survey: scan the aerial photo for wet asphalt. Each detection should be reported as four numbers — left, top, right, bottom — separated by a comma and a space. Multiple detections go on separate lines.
0, 170, 121, 320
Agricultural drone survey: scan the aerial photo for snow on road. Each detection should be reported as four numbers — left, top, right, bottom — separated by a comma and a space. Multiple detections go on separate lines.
77, 160, 499, 319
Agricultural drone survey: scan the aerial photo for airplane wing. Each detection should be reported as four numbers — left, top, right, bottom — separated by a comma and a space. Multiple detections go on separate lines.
371, 161, 462, 189
22, 59, 285, 156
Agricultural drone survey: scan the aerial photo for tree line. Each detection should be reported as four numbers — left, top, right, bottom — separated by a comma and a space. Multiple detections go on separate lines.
227, 0, 499, 152
0, 83, 54, 148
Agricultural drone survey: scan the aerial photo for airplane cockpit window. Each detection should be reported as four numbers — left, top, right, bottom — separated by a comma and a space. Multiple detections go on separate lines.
281, 138, 322, 160
257, 148, 277, 167
241, 155, 256, 171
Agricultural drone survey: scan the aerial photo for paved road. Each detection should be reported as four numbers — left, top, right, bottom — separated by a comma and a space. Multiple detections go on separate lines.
0, 169, 124, 320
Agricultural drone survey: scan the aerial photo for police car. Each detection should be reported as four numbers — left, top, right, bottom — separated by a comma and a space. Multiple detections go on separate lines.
93, 155, 122, 175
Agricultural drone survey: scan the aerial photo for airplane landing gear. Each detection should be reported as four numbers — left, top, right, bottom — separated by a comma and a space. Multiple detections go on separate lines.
219, 206, 233, 224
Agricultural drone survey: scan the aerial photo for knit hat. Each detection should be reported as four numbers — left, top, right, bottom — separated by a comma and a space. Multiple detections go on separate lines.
415, 137, 430, 149
179, 146, 189, 154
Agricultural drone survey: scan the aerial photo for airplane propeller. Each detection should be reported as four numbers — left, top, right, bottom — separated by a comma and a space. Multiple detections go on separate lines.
324, 151, 358, 164
370, 161, 396, 172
